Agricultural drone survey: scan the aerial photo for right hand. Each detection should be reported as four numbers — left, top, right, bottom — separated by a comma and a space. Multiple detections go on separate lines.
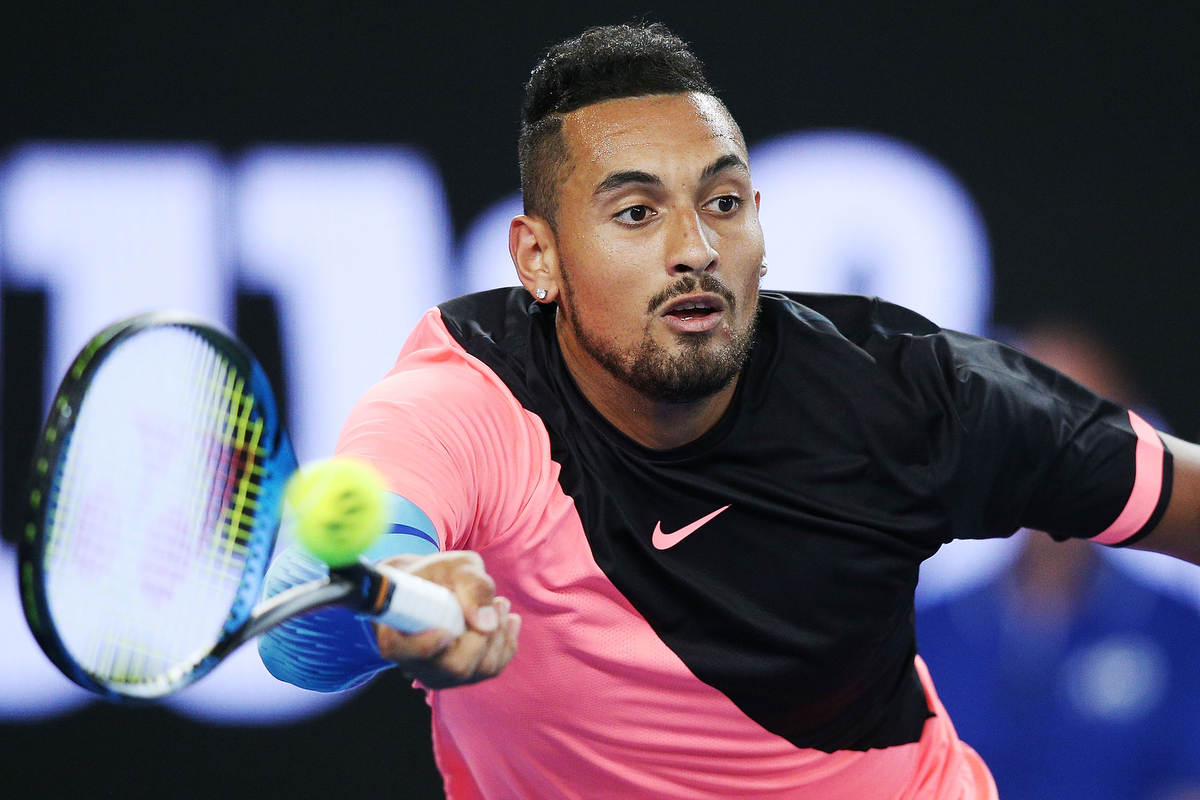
371, 550, 520, 689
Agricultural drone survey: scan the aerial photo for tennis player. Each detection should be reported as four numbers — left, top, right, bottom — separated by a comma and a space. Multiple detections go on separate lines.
259, 23, 1200, 799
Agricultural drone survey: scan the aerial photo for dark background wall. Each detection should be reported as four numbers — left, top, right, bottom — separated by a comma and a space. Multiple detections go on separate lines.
1, 2, 1197, 797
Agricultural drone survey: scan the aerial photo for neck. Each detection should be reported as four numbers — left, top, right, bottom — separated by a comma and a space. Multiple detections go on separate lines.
558, 333, 739, 451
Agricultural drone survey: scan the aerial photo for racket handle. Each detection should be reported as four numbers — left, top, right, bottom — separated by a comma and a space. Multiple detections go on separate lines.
372, 563, 466, 638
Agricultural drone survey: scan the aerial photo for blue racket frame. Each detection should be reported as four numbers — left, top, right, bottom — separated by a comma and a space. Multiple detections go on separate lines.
18, 311, 298, 702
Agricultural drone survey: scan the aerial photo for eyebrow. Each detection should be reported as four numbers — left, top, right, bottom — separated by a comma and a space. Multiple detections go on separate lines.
700, 153, 750, 182
592, 153, 750, 198
593, 169, 663, 196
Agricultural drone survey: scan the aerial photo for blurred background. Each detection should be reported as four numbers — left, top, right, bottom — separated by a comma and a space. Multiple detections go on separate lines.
1, 2, 1197, 797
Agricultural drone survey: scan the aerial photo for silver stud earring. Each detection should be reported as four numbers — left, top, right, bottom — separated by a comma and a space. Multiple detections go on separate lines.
535, 288, 548, 300
760, 260, 768, 277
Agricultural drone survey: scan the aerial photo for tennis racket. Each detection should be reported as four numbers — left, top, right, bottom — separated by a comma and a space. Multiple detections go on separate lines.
18, 311, 464, 701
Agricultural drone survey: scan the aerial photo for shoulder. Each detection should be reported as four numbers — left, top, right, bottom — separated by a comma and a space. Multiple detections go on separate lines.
760, 291, 953, 370
764, 291, 941, 345
1101, 559, 1200, 628
343, 293, 536, 446
764, 292, 1044, 389
338, 290, 552, 550
378, 288, 538, 404
758, 291, 960, 389
436, 286, 539, 357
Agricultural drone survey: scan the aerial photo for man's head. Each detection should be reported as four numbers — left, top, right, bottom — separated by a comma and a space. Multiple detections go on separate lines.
510, 24, 765, 416
519, 23, 718, 227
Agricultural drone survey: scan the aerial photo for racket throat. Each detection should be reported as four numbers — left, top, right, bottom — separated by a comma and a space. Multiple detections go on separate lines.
329, 561, 392, 615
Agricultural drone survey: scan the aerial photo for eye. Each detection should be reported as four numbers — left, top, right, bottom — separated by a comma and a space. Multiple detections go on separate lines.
615, 205, 654, 225
706, 195, 741, 214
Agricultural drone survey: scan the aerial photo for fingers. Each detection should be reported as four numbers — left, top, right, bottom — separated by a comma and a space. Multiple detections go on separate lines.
374, 622, 454, 662
426, 597, 517, 684
442, 552, 499, 635
381, 551, 497, 634
458, 575, 498, 636
436, 596, 507, 675
371, 551, 520, 688
477, 609, 521, 678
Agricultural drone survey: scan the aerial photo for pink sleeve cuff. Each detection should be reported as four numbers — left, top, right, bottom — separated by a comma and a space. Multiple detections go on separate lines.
1090, 410, 1167, 546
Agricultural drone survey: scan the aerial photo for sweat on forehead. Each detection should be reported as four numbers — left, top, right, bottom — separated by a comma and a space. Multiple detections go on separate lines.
563, 93, 747, 160
531, 93, 748, 227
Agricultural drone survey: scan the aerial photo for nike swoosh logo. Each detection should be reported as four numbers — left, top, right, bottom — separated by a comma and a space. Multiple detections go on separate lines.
652, 505, 731, 550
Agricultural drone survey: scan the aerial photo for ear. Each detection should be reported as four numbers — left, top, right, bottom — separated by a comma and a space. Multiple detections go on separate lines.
509, 215, 561, 302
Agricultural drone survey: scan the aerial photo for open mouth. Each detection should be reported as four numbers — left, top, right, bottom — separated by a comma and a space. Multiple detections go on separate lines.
662, 294, 725, 322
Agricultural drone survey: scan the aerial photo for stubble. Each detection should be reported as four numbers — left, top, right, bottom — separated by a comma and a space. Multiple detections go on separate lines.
559, 269, 758, 405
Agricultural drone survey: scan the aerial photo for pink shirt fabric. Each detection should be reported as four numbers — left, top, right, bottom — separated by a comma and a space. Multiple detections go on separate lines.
1089, 410, 1166, 545
338, 309, 998, 800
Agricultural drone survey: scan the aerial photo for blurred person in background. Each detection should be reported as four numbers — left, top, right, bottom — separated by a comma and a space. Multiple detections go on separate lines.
918, 320, 1200, 800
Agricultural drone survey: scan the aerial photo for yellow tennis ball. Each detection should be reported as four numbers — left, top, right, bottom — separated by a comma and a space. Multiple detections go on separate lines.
286, 457, 388, 567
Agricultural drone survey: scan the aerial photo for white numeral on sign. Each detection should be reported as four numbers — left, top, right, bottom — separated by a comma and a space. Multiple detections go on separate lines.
3, 144, 228, 407
233, 147, 453, 463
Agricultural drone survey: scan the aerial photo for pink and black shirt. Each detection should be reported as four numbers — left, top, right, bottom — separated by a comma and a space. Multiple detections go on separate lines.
266, 289, 1170, 799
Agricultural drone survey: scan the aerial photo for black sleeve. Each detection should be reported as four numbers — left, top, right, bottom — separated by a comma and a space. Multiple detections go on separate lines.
923, 330, 1172, 545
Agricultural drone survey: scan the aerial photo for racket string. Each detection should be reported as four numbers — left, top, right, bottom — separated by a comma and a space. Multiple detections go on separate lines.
41, 326, 270, 689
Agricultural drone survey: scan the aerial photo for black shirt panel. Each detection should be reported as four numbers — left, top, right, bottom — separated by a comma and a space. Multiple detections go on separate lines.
923, 327, 1154, 542
789, 291, 1167, 543
436, 288, 1165, 752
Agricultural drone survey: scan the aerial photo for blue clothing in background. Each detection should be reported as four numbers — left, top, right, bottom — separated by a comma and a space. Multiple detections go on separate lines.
917, 558, 1200, 800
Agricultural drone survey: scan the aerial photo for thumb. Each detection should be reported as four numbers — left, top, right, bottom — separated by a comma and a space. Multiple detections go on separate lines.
450, 566, 498, 634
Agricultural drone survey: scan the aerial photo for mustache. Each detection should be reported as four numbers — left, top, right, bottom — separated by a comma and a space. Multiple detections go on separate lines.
647, 273, 737, 315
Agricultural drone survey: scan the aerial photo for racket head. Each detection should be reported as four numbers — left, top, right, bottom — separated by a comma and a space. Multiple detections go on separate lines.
18, 312, 297, 700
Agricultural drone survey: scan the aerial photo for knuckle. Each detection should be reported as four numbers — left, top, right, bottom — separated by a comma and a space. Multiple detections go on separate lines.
475, 573, 497, 596
458, 550, 485, 570
408, 639, 448, 661
458, 573, 495, 605
377, 627, 450, 663
437, 633, 486, 673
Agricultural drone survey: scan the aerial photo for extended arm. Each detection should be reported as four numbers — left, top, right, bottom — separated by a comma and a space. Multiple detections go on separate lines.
259, 493, 518, 692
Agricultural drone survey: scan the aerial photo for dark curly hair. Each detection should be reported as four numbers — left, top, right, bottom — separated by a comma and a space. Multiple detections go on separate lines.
518, 23, 720, 228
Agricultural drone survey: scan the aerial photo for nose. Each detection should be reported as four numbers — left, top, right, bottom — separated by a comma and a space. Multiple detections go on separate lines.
666, 209, 717, 276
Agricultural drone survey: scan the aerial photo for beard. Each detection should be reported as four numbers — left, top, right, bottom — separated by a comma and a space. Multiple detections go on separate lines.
559, 270, 758, 405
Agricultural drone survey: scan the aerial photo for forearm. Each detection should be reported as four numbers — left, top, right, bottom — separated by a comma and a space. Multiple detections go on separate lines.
257, 544, 397, 692
258, 494, 443, 692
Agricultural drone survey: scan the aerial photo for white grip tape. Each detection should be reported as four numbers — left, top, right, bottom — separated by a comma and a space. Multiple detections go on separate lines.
372, 563, 466, 637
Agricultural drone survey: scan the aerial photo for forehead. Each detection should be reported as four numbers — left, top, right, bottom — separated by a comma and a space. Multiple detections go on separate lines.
560, 93, 746, 183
